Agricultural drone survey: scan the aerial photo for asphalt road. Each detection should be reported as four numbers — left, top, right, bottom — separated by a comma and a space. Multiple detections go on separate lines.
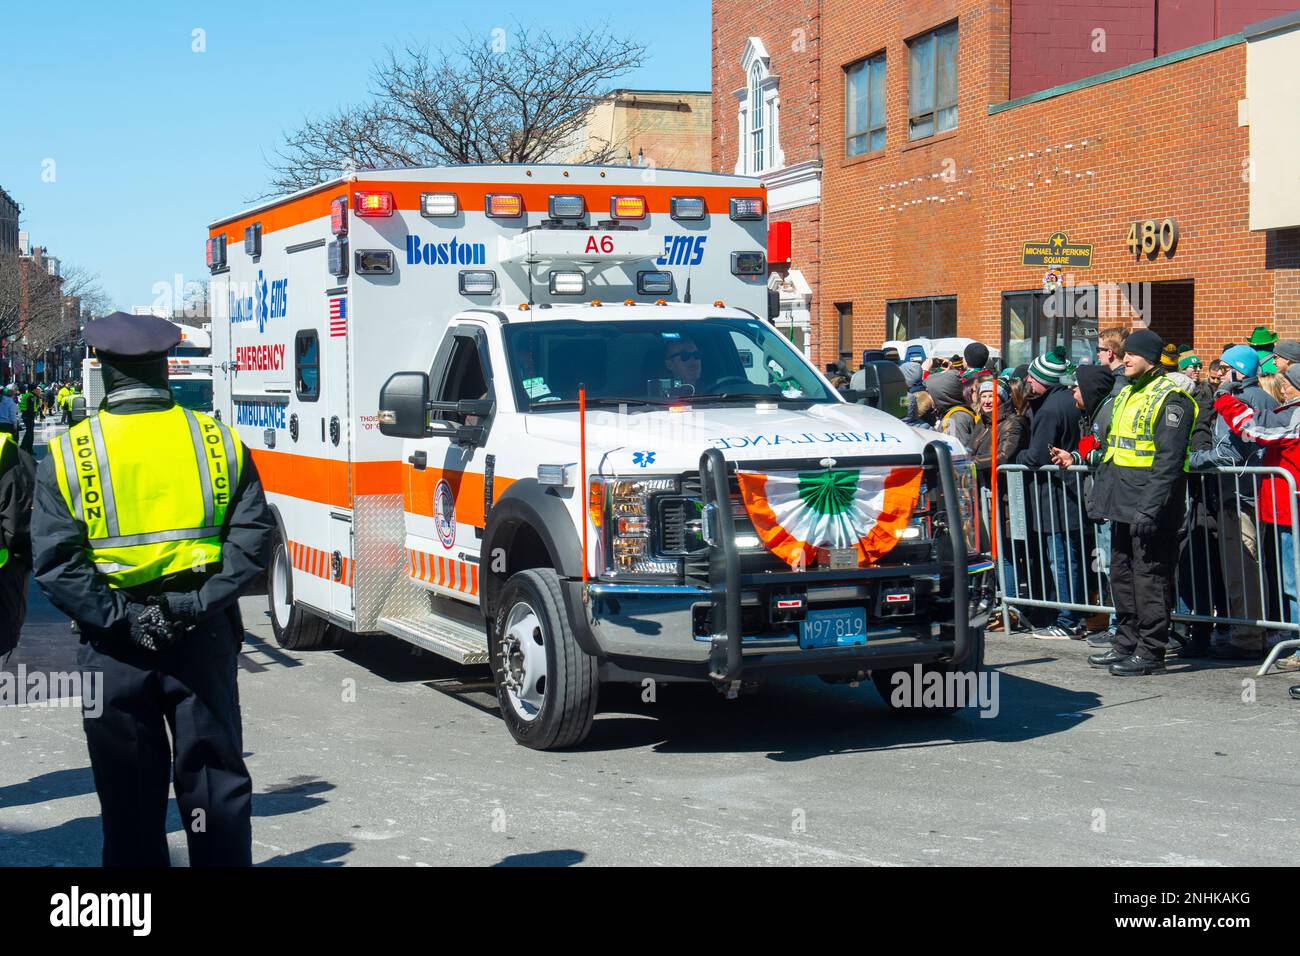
3, 575, 1297, 867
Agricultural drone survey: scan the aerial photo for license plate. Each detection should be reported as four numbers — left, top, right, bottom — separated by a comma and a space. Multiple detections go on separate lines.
799, 607, 868, 649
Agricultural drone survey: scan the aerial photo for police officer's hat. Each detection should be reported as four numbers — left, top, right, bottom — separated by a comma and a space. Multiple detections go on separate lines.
83, 312, 180, 360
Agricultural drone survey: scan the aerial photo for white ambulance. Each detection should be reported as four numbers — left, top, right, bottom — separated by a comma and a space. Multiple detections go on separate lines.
208, 165, 991, 750
83, 321, 214, 413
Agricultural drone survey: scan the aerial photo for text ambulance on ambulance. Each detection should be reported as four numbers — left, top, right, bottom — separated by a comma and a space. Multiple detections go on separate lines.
208, 164, 991, 750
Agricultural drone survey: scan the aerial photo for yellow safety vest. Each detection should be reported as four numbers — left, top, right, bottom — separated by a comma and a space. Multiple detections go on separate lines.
0, 432, 11, 569
57, 388, 70, 409
48, 405, 243, 588
1103, 373, 1196, 471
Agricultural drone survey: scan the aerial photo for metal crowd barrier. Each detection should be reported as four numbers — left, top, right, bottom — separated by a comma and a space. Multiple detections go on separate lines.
989, 463, 1300, 677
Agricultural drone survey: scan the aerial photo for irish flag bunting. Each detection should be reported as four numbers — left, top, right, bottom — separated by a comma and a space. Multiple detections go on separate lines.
736, 467, 924, 570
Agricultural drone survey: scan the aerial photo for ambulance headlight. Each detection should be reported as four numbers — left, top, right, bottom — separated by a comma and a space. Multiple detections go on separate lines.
548, 194, 586, 220
671, 196, 706, 220
730, 197, 765, 220
731, 251, 766, 276
637, 271, 674, 296
459, 270, 497, 295
421, 192, 459, 218
355, 249, 394, 276
592, 477, 679, 577
549, 271, 586, 295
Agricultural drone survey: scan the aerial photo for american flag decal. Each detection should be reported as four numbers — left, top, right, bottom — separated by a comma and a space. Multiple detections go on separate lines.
329, 296, 347, 337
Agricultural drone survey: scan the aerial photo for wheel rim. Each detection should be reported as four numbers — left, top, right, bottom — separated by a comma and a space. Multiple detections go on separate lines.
500, 600, 547, 722
271, 543, 292, 629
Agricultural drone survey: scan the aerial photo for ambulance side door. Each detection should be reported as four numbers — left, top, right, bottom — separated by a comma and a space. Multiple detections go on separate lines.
405, 324, 497, 602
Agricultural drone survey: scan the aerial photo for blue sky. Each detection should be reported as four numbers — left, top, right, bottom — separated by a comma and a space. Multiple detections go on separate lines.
0, 0, 712, 311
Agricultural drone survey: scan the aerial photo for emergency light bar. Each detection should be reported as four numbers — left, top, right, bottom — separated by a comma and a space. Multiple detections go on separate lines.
421, 193, 459, 218
330, 196, 348, 235
732, 251, 766, 276
671, 196, 706, 220
730, 197, 764, 220
354, 191, 395, 217
637, 271, 674, 295
550, 271, 586, 295
244, 222, 262, 257
459, 270, 497, 295
328, 239, 348, 278
486, 194, 524, 219
610, 196, 647, 220
549, 195, 586, 220
206, 234, 227, 271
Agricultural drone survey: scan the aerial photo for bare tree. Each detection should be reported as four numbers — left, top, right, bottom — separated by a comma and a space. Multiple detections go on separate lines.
0, 255, 21, 344
266, 23, 647, 195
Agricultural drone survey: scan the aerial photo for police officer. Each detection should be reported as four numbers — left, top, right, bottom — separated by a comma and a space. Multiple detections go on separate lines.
1086, 329, 1197, 675
31, 312, 274, 866
0, 425, 35, 656
17, 382, 37, 454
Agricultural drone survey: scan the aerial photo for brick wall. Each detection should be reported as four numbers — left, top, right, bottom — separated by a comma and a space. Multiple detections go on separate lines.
1010, 0, 1299, 99
818, 0, 1300, 368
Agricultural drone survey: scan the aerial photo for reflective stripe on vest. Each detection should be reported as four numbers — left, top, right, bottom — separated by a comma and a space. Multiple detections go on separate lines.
1104, 374, 1195, 470
0, 432, 10, 569
48, 405, 243, 588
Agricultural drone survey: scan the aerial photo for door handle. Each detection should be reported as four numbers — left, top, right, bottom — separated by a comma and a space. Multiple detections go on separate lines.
408, 450, 427, 470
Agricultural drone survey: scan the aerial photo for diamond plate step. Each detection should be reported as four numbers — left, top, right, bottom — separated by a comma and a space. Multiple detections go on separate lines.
377, 615, 490, 665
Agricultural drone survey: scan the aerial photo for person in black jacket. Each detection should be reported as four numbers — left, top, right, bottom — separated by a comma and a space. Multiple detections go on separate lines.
0, 433, 35, 656
1086, 329, 1197, 675
1017, 348, 1085, 639
31, 313, 274, 867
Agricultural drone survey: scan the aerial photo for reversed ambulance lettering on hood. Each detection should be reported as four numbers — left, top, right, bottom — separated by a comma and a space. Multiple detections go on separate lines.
713, 431, 904, 450
406, 235, 487, 266
235, 401, 286, 429
235, 344, 285, 372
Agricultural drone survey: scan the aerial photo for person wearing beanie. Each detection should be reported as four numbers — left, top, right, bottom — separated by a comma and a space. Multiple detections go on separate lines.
1014, 347, 1085, 639
1159, 343, 1180, 371
964, 341, 991, 373
1189, 343, 1280, 660
1085, 328, 1197, 675
30, 311, 274, 866
1215, 363, 1300, 673
1272, 339, 1300, 374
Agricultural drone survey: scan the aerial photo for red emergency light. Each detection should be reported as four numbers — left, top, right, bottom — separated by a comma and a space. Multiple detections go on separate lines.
354, 191, 395, 217
330, 196, 349, 235
486, 194, 524, 218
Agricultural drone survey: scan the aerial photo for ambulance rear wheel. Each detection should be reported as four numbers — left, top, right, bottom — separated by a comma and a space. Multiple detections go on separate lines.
492, 568, 598, 750
871, 628, 985, 717
268, 534, 348, 651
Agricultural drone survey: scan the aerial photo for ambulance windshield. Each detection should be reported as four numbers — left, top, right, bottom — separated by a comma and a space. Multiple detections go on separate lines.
504, 318, 836, 410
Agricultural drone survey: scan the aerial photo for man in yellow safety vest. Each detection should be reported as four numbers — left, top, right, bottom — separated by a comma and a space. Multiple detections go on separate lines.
1085, 329, 1197, 676
31, 312, 274, 866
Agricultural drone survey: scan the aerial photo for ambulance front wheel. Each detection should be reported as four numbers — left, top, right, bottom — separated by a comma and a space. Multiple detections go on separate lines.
268, 534, 352, 651
492, 568, 599, 750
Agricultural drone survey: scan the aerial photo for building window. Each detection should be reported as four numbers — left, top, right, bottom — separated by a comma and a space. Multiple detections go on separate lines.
737, 38, 781, 176
845, 53, 886, 157
908, 21, 958, 141
886, 296, 957, 341
836, 303, 854, 362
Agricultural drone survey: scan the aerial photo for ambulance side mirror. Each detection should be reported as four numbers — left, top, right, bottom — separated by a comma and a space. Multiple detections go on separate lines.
768, 288, 780, 321
378, 372, 431, 438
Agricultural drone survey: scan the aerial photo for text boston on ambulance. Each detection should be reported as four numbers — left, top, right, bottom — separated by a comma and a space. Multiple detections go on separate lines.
206, 164, 992, 750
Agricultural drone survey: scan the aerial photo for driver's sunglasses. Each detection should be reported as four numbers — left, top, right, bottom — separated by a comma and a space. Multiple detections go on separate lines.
668, 350, 702, 362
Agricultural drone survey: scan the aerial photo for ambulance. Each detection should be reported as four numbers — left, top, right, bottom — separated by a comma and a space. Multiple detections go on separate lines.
208, 165, 991, 750
83, 321, 214, 413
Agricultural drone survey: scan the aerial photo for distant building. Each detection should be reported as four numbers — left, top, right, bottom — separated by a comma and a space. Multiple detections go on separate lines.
545, 90, 712, 172
0, 186, 18, 257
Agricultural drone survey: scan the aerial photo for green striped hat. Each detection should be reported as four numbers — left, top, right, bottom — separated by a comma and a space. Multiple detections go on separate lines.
1028, 347, 1073, 385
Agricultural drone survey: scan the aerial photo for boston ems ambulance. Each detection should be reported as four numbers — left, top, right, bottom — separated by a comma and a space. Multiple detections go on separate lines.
208, 164, 991, 750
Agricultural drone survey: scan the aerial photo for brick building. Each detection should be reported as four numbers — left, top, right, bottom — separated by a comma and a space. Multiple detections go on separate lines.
712, 0, 823, 357
715, 0, 1300, 368
0, 186, 18, 257
545, 90, 713, 172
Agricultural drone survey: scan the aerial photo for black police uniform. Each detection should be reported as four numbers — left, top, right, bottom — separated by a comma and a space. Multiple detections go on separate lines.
30, 313, 275, 866
0, 435, 35, 655
1087, 367, 1196, 672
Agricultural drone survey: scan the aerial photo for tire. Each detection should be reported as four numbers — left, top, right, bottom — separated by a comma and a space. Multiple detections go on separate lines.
267, 533, 353, 651
492, 568, 599, 750
871, 628, 986, 717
